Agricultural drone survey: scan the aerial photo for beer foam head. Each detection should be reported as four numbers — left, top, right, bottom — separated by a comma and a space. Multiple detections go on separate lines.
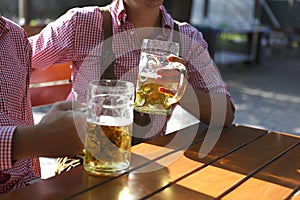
88, 116, 133, 127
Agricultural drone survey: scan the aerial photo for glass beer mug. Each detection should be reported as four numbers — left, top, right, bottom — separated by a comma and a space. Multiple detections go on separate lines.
83, 80, 134, 176
134, 39, 187, 115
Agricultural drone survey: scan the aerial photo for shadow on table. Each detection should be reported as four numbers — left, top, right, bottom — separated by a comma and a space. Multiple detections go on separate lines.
184, 126, 300, 189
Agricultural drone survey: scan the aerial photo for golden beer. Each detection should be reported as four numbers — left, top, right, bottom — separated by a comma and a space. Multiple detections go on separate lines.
84, 118, 132, 176
134, 76, 176, 115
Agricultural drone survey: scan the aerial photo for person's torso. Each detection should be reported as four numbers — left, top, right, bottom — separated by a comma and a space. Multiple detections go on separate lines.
0, 17, 39, 193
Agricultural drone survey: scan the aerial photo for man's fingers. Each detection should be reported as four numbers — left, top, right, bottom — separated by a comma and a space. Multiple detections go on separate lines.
72, 101, 86, 110
167, 55, 187, 66
156, 68, 180, 76
156, 75, 180, 83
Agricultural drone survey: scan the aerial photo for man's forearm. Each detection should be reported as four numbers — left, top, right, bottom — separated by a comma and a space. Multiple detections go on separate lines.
12, 126, 44, 161
179, 87, 234, 127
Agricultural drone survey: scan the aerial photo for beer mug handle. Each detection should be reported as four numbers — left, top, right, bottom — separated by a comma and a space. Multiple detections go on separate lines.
168, 63, 187, 105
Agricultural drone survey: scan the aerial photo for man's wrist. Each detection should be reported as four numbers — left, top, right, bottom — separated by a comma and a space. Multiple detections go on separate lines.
13, 125, 44, 160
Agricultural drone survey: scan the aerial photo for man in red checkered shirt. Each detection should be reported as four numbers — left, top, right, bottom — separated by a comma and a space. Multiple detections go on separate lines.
0, 16, 85, 193
29, 0, 235, 139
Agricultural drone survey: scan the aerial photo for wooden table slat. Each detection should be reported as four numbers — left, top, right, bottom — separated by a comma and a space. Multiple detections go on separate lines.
1, 165, 122, 200
288, 185, 300, 200
290, 188, 300, 200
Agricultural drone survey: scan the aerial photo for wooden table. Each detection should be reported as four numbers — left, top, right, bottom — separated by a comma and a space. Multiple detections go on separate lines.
1, 119, 300, 199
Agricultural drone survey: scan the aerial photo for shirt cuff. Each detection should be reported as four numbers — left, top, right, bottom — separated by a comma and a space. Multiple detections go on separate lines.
0, 126, 16, 169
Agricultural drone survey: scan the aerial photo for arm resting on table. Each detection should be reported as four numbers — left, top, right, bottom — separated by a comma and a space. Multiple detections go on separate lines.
179, 88, 234, 127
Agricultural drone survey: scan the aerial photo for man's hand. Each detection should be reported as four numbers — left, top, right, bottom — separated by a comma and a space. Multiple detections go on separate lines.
156, 55, 188, 83
13, 101, 86, 160
37, 101, 86, 157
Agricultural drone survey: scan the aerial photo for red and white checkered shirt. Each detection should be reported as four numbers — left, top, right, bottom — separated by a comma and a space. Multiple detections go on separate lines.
29, 0, 234, 137
0, 16, 40, 193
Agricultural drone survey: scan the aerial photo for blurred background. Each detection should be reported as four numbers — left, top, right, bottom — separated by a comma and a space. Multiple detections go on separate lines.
1, 0, 299, 135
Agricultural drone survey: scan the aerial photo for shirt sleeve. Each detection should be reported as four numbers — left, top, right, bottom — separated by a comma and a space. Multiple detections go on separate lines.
29, 8, 78, 69
179, 24, 235, 111
0, 126, 16, 169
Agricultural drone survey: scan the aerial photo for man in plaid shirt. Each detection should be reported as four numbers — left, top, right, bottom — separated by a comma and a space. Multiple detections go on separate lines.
0, 16, 85, 193
30, 0, 235, 139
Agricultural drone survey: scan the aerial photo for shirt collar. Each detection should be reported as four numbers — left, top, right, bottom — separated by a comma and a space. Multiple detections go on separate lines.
160, 6, 173, 29
111, 0, 173, 29
111, 0, 127, 26
0, 16, 10, 37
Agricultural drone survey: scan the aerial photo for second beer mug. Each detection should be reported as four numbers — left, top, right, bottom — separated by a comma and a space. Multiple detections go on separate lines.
134, 39, 187, 115
83, 80, 134, 176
